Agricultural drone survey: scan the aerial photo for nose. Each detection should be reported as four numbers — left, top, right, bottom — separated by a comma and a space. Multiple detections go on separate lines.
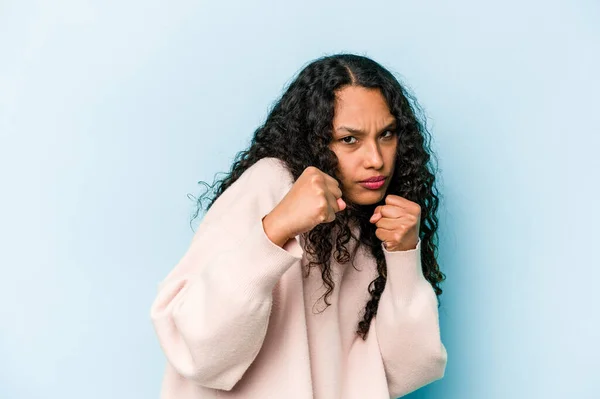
362, 141, 384, 170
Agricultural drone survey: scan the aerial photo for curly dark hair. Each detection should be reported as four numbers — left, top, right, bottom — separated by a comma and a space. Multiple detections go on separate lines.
189, 53, 446, 340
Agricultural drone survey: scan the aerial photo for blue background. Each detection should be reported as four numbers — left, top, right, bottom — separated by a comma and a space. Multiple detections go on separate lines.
1, 1, 598, 398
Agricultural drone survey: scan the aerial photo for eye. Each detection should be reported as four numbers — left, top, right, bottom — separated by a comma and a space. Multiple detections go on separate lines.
339, 130, 396, 145
381, 130, 396, 139
341, 136, 357, 145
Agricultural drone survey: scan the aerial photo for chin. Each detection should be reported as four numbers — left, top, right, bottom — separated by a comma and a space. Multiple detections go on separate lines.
350, 190, 386, 206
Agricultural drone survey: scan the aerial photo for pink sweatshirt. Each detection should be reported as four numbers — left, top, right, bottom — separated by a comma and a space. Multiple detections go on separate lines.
150, 157, 447, 399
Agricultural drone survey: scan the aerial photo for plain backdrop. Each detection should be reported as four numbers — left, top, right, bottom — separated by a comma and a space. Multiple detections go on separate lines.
1, 1, 598, 398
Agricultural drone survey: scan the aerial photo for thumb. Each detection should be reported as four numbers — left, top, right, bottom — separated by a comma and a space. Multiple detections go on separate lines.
369, 211, 382, 223
337, 197, 347, 211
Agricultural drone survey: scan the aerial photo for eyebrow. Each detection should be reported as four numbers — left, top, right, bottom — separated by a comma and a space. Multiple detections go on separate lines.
335, 120, 397, 136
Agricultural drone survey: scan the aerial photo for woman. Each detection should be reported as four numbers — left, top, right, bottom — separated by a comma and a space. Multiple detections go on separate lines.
150, 54, 447, 399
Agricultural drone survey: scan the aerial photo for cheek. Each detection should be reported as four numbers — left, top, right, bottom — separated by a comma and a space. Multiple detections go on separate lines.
334, 169, 353, 196
384, 141, 396, 154
386, 150, 397, 172
330, 156, 347, 179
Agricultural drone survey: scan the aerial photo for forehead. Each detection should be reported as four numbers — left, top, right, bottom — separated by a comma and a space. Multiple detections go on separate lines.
333, 86, 393, 124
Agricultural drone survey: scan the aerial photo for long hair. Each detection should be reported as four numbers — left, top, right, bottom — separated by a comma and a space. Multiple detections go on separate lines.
189, 53, 445, 340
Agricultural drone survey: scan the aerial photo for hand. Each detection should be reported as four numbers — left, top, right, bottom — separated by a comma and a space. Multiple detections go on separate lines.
369, 194, 421, 251
265, 166, 347, 241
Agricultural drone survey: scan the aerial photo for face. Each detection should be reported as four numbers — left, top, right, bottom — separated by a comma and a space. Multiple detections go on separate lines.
328, 85, 398, 206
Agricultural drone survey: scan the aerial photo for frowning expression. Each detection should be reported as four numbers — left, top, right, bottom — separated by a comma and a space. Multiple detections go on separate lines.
328, 85, 398, 205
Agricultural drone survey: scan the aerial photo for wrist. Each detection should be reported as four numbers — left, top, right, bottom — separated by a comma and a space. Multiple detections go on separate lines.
262, 213, 293, 248
385, 238, 420, 252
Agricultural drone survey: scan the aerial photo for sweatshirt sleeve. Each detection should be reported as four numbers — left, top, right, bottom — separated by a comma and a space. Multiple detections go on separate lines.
374, 239, 448, 398
149, 157, 304, 391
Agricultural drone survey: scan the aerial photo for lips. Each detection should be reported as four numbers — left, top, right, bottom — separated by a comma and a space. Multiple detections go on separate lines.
359, 179, 386, 190
360, 176, 386, 183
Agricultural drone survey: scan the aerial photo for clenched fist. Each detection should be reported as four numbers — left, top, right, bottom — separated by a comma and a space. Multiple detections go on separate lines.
369, 194, 421, 251
263, 166, 346, 246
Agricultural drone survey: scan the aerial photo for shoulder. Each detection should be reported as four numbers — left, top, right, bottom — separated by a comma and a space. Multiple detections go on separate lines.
234, 157, 295, 196
248, 157, 294, 181
198, 157, 295, 227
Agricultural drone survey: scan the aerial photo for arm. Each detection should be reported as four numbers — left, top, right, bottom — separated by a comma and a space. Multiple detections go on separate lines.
149, 158, 302, 391
375, 238, 448, 398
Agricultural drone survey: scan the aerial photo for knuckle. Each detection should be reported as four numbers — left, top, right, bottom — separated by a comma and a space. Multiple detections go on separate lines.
317, 212, 327, 223
317, 202, 329, 218
318, 198, 328, 209
311, 174, 324, 185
